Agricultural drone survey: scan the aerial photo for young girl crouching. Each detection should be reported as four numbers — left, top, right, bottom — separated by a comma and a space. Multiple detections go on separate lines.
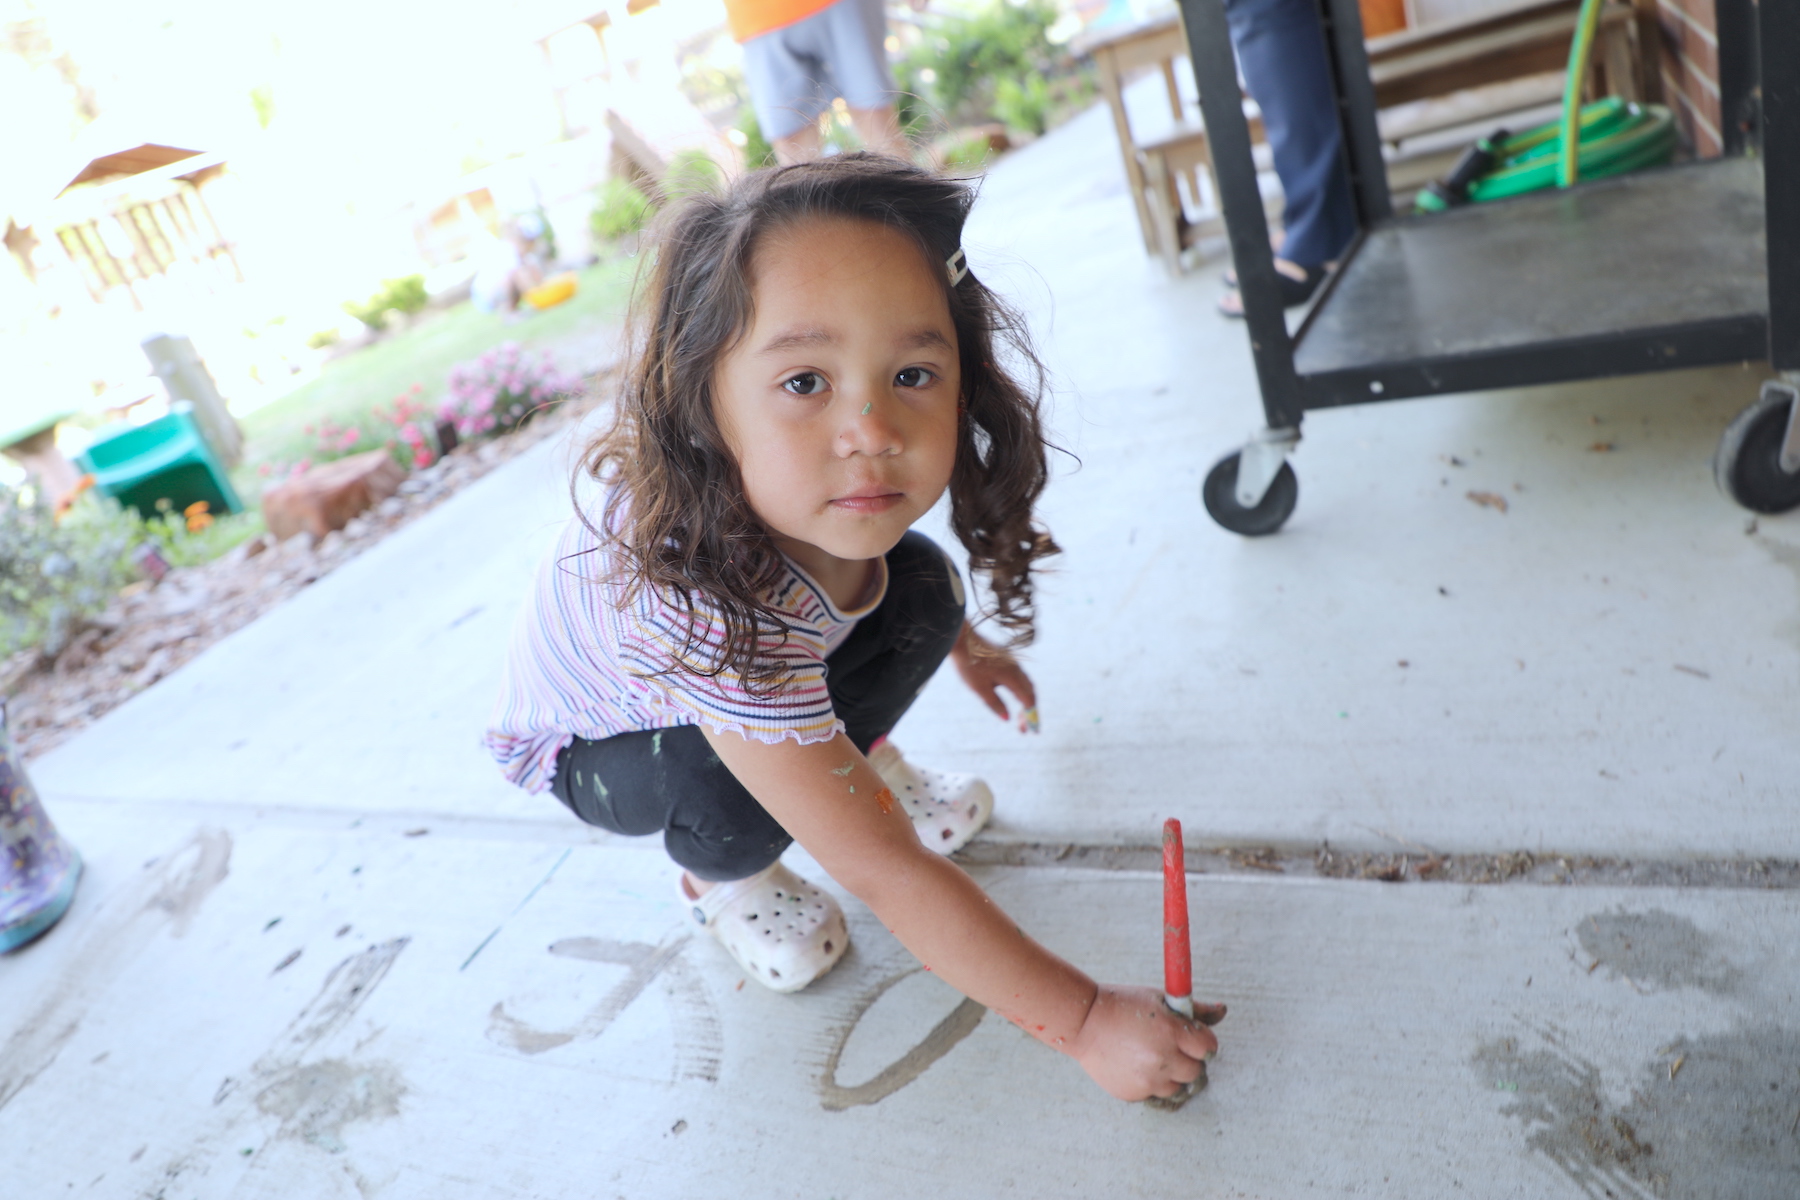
487, 154, 1222, 1101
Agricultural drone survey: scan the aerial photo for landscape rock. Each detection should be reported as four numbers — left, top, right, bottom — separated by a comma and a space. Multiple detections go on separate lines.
262, 450, 406, 542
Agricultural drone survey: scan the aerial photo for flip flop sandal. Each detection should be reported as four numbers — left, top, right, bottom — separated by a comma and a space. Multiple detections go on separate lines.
681, 863, 848, 993
869, 741, 994, 855
1218, 264, 1329, 318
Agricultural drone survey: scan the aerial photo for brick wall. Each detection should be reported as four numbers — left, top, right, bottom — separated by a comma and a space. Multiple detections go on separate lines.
1653, 0, 1723, 157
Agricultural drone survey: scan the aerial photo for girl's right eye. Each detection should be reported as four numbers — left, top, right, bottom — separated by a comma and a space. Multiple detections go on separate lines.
782, 372, 826, 396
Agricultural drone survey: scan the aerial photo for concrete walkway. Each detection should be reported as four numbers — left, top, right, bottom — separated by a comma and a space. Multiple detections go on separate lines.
7, 102, 1798, 1198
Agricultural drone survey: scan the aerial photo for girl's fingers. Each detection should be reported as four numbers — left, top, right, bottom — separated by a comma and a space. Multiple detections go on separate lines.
1194, 1001, 1228, 1027
1174, 1019, 1220, 1063
1169, 1054, 1207, 1086
979, 687, 1008, 719
1001, 665, 1037, 709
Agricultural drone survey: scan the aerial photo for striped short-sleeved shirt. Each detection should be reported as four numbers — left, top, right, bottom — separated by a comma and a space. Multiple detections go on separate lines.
486, 512, 887, 794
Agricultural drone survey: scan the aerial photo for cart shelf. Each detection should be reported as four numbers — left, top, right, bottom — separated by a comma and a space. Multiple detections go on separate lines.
1294, 157, 1768, 404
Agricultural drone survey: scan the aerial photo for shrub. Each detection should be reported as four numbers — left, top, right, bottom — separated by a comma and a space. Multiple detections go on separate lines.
942, 132, 997, 170
994, 73, 1052, 136
439, 343, 577, 441
141, 499, 263, 569
377, 385, 439, 470
660, 148, 722, 203
591, 178, 653, 243
735, 109, 778, 171
342, 274, 431, 332
0, 482, 135, 659
904, 0, 1059, 127
382, 274, 429, 316
258, 383, 444, 482
0, 482, 257, 660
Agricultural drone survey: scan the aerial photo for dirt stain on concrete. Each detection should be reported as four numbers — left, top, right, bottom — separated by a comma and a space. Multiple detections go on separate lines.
0, 830, 232, 1111
1476, 1025, 1800, 1199
210, 937, 410, 1110
150, 938, 412, 1193
1755, 536, 1800, 649
255, 1059, 406, 1154
143, 829, 233, 936
1576, 909, 1742, 995
818, 968, 987, 1111
256, 939, 410, 1074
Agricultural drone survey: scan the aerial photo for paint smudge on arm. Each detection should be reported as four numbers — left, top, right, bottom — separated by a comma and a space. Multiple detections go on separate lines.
874, 787, 896, 816
830, 761, 855, 776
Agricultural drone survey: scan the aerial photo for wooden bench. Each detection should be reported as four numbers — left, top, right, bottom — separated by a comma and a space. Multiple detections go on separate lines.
1077, 12, 1267, 275
1080, 0, 1648, 272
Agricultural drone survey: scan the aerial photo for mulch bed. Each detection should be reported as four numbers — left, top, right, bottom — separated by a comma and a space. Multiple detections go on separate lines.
3, 382, 610, 763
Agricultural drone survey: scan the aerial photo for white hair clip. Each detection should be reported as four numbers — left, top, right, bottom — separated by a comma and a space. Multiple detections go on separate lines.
946, 247, 969, 287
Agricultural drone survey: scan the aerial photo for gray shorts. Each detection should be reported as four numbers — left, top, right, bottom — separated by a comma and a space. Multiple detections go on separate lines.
741, 0, 896, 142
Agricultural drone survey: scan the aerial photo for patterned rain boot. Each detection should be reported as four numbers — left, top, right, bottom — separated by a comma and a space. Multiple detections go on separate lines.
0, 698, 82, 952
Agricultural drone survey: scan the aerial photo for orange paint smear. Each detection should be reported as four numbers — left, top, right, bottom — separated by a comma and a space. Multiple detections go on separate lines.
873, 786, 897, 815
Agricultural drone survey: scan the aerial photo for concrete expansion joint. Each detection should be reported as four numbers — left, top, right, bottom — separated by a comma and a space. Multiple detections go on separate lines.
954, 840, 1800, 890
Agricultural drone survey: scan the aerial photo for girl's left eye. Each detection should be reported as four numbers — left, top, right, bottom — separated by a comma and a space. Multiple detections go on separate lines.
895, 367, 933, 388
782, 372, 826, 396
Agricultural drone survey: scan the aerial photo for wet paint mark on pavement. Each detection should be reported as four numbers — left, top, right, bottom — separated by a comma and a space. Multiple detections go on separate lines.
0, 829, 232, 1112
818, 968, 987, 1111
1576, 909, 1743, 995
1475, 1022, 1800, 1198
487, 934, 723, 1083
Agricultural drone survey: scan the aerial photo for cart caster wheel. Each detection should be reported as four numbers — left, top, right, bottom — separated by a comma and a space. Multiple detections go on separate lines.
1714, 383, 1800, 515
1203, 452, 1298, 536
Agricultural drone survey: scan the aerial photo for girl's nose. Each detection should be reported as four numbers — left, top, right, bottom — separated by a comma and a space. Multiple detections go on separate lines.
836, 393, 901, 457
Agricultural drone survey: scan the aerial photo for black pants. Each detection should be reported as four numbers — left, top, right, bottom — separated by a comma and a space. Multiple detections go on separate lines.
550, 531, 965, 881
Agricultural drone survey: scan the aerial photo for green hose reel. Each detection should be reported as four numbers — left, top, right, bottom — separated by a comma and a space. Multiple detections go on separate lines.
1415, 0, 1677, 214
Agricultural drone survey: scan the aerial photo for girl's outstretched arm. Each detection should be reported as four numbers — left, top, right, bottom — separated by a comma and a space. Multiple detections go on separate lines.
701, 727, 1222, 1101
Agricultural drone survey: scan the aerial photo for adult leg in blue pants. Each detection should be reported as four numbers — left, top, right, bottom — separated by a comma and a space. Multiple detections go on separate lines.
1218, 0, 1358, 314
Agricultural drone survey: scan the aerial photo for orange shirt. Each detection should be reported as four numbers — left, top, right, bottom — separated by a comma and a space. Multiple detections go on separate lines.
725, 0, 838, 42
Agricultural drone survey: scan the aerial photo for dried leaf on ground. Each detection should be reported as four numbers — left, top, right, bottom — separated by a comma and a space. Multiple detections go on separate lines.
1466, 490, 1509, 514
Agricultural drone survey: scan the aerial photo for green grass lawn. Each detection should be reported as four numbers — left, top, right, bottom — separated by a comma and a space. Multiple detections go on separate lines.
235, 257, 638, 489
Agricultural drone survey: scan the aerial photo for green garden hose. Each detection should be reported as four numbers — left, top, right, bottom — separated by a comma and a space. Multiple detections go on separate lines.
1558, 0, 1605, 186
1414, 0, 1676, 213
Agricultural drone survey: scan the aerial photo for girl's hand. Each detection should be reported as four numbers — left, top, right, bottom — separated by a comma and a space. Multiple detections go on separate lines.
1067, 984, 1225, 1102
950, 623, 1037, 730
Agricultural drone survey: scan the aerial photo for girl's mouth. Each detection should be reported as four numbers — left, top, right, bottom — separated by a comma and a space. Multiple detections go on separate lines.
829, 487, 905, 514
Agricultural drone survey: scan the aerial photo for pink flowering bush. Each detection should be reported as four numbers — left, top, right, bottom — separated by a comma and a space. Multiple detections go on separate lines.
257, 384, 443, 490
440, 342, 576, 441
379, 385, 438, 470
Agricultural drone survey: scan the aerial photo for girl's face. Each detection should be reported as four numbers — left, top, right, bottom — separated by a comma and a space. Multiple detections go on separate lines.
713, 216, 962, 574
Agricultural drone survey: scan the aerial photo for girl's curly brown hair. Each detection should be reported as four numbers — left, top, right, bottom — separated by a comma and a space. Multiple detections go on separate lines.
580, 152, 1058, 689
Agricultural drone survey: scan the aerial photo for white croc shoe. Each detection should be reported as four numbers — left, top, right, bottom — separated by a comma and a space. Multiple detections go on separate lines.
868, 740, 994, 855
682, 863, 849, 993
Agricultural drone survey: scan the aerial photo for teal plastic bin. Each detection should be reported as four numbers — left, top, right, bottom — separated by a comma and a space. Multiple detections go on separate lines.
76, 402, 243, 518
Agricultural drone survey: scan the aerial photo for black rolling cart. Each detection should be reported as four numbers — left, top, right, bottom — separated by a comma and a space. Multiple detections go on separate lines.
1177, 0, 1800, 535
